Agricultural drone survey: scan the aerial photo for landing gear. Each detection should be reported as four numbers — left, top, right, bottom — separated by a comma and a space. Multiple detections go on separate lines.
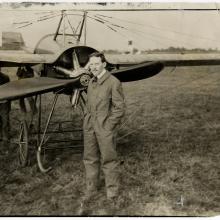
18, 120, 29, 167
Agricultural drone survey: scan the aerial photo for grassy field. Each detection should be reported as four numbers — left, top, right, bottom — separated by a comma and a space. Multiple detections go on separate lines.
0, 65, 219, 216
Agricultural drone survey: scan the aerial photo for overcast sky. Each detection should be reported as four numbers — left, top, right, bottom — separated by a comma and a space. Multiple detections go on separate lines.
1, 2, 220, 51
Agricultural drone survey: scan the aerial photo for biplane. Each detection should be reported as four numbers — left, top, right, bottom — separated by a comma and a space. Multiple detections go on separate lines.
0, 7, 220, 173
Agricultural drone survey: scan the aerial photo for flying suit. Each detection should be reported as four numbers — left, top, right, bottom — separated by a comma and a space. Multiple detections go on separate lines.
83, 71, 125, 198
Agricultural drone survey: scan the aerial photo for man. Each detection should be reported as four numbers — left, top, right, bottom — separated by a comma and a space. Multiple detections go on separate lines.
82, 52, 125, 206
0, 69, 10, 142
16, 65, 37, 114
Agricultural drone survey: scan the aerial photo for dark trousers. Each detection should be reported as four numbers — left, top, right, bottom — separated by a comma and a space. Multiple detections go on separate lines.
0, 102, 10, 141
83, 116, 119, 198
19, 97, 37, 113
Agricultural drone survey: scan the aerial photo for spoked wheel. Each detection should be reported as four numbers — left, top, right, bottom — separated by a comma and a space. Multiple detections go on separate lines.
18, 120, 29, 167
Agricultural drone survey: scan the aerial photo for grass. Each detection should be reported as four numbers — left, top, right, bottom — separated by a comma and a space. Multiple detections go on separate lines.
0, 65, 219, 216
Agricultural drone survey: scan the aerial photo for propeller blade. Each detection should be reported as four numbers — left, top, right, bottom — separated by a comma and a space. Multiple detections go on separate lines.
72, 49, 81, 70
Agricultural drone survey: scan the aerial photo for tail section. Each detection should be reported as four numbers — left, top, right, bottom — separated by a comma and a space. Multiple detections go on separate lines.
1, 32, 25, 50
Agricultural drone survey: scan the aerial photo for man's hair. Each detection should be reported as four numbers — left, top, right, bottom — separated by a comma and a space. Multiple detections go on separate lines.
89, 52, 106, 63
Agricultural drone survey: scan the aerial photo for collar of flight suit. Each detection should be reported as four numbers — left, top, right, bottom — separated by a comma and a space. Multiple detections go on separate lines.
92, 70, 111, 85
97, 69, 106, 79
97, 71, 111, 85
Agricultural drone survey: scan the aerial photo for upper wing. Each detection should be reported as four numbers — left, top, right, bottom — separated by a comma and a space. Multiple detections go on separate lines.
111, 61, 164, 82
0, 77, 80, 101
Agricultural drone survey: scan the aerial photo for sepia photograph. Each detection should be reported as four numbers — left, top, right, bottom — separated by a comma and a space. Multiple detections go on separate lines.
0, 1, 219, 216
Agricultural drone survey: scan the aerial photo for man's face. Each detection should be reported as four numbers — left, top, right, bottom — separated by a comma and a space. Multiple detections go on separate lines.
89, 56, 106, 77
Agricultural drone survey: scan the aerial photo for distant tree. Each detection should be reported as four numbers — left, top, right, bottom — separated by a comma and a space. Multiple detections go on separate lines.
133, 48, 139, 54
97, 3, 107, 6
102, 49, 121, 54
127, 47, 220, 54
23, 3, 33, 7
10, 3, 21, 9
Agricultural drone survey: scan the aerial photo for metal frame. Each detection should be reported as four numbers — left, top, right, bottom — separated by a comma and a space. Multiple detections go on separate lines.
53, 10, 87, 45
17, 89, 85, 173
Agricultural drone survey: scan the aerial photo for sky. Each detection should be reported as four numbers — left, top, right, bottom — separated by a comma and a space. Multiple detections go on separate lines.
1, 2, 220, 51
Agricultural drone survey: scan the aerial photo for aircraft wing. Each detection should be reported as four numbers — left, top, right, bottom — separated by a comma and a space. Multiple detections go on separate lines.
0, 77, 80, 101
0, 50, 58, 66
106, 53, 220, 66
0, 45, 77, 66
111, 61, 164, 82
0, 61, 163, 101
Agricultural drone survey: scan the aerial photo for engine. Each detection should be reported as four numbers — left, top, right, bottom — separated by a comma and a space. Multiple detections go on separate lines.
43, 46, 97, 87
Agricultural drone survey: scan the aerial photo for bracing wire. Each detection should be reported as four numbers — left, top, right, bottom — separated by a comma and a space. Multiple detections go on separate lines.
66, 14, 76, 34
87, 15, 162, 48
15, 12, 61, 29
87, 15, 131, 41
74, 20, 82, 35
89, 14, 196, 49
94, 13, 220, 45
15, 11, 61, 24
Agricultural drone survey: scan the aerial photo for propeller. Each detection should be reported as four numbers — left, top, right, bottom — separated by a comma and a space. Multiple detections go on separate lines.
72, 49, 81, 70
71, 49, 82, 107
53, 48, 92, 106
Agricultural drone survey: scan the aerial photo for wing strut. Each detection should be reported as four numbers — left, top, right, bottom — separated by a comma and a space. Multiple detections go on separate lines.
36, 93, 60, 173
